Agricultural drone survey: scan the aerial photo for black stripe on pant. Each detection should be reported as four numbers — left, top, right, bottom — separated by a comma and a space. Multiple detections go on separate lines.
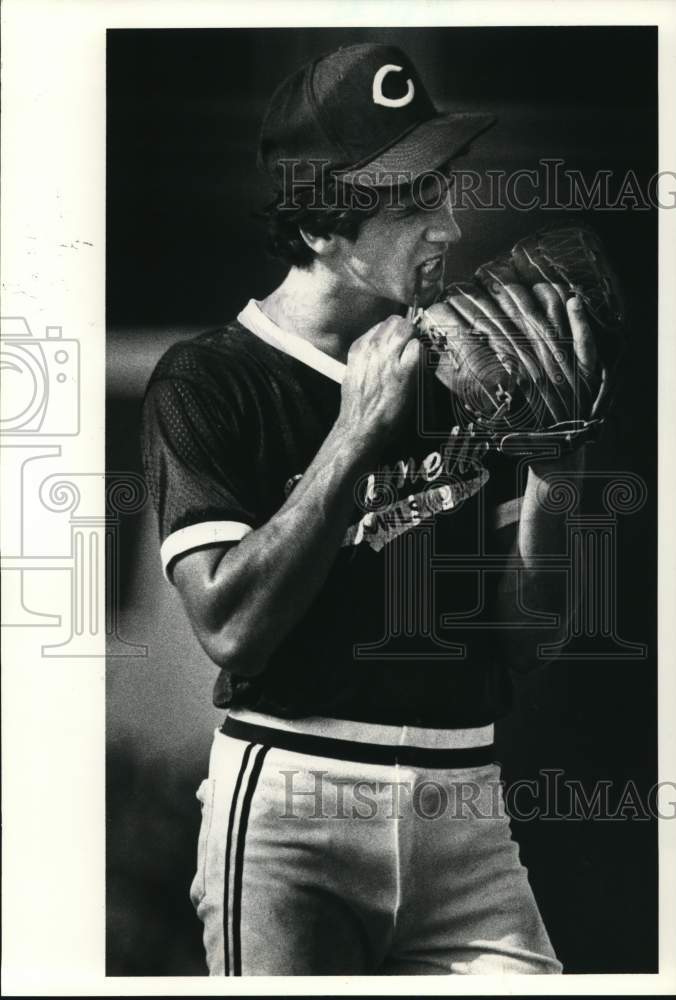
222, 742, 269, 976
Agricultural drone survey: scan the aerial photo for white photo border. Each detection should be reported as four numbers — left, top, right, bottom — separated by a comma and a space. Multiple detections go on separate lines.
1, 0, 675, 994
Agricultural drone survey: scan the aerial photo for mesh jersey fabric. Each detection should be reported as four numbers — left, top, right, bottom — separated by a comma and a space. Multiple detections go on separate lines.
141, 316, 524, 727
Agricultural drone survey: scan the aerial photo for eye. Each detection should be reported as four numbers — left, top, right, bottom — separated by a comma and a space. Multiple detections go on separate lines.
384, 173, 456, 218
427, 173, 455, 197
415, 173, 456, 211
392, 203, 418, 219
385, 196, 417, 218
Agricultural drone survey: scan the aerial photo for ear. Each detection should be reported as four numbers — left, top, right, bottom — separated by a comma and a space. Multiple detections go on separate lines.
298, 227, 340, 258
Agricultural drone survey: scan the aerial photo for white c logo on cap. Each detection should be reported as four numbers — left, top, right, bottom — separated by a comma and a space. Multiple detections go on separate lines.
372, 64, 415, 108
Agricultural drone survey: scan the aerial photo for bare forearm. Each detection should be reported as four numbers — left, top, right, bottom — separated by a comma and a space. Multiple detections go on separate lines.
173, 314, 420, 675
496, 449, 585, 668
196, 421, 374, 672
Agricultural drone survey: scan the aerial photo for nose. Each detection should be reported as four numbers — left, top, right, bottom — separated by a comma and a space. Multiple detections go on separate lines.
424, 193, 462, 245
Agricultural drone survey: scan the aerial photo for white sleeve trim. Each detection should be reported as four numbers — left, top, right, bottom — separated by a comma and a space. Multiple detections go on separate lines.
161, 520, 253, 582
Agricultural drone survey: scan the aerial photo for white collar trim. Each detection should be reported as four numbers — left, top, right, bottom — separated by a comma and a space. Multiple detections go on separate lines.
237, 299, 346, 385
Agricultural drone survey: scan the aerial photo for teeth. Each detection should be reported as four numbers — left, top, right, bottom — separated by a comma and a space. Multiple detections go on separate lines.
421, 257, 441, 274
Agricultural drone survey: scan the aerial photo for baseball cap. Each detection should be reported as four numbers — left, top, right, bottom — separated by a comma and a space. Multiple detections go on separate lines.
258, 42, 495, 192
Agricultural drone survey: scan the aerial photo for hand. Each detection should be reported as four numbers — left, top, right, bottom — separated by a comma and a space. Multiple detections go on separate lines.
474, 265, 601, 425
336, 315, 421, 447
427, 272, 601, 428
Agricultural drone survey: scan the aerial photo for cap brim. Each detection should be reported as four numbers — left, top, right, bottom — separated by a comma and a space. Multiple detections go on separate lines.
336, 112, 496, 186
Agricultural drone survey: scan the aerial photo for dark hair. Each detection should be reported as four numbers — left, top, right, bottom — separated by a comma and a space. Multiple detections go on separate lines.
262, 177, 384, 268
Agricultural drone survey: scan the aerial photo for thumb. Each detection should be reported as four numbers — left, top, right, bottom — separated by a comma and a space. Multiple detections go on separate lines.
400, 336, 422, 376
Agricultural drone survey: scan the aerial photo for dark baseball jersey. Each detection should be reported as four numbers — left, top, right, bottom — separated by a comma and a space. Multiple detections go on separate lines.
141, 300, 524, 727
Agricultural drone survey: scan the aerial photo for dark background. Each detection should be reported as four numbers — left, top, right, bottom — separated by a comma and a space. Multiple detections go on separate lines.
106, 27, 658, 975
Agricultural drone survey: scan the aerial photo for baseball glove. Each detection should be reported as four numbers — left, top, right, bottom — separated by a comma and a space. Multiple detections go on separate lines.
416, 224, 626, 457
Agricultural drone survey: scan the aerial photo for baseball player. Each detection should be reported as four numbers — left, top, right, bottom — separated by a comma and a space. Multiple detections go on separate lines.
141, 43, 606, 975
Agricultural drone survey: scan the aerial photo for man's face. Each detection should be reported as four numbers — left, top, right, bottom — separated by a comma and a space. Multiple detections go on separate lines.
335, 172, 462, 308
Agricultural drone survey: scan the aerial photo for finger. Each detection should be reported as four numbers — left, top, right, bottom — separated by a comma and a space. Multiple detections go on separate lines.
421, 299, 511, 415
567, 295, 597, 378
399, 335, 421, 374
436, 300, 519, 417
443, 284, 521, 378
475, 268, 566, 422
441, 288, 530, 422
474, 268, 545, 376
531, 282, 568, 336
361, 315, 409, 347
387, 317, 423, 358
377, 314, 412, 341
531, 282, 578, 395
490, 280, 580, 422
504, 282, 583, 423
452, 280, 562, 425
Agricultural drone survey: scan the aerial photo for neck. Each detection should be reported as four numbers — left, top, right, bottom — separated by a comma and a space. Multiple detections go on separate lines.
259, 265, 401, 363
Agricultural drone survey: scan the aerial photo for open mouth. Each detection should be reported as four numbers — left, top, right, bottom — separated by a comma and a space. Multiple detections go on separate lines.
417, 254, 445, 284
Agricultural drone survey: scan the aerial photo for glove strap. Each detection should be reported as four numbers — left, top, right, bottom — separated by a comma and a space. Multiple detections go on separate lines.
495, 418, 604, 458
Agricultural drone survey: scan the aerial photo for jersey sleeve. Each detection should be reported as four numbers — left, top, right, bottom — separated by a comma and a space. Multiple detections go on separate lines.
141, 358, 260, 582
